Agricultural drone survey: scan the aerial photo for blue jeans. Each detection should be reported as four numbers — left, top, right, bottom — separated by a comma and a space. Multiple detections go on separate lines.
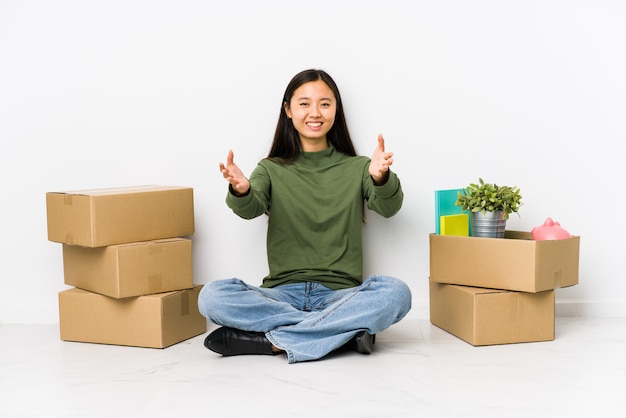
198, 275, 412, 363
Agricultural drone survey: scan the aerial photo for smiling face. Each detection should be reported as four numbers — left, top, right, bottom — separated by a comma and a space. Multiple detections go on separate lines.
284, 80, 336, 151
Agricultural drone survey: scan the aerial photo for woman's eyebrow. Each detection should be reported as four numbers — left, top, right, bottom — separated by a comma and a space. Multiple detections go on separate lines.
295, 96, 332, 101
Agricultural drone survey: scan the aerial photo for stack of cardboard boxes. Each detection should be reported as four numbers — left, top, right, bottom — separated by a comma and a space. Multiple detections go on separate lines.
46, 185, 207, 348
429, 230, 580, 346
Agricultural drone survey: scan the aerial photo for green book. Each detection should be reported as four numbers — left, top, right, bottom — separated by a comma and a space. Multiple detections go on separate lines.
434, 189, 469, 234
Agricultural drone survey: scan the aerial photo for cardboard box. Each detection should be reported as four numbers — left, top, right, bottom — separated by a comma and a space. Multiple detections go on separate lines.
63, 238, 193, 298
429, 231, 580, 292
59, 285, 207, 348
46, 185, 194, 247
429, 281, 555, 346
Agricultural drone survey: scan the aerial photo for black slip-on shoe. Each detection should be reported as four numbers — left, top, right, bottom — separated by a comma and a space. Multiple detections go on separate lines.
204, 326, 276, 356
353, 331, 376, 354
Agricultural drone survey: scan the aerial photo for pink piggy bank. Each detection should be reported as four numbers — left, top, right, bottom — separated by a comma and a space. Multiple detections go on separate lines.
532, 217, 572, 240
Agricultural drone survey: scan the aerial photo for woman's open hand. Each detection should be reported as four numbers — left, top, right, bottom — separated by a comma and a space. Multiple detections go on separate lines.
219, 150, 250, 195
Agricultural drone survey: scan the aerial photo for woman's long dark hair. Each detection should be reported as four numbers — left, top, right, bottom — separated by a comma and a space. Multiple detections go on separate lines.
268, 69, 357, 162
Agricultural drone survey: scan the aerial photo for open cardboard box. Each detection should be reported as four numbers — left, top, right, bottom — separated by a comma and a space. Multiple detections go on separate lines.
429, 231, 580, 293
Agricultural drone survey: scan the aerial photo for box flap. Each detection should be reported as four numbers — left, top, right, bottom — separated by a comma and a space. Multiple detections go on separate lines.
53, 185, 190, 197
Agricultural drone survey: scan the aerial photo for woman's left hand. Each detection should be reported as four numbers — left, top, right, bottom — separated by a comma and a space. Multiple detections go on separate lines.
369, 134, 394, 185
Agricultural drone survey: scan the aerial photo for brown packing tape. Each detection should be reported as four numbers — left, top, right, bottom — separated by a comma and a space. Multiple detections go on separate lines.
64, 233, 74, 245
504, 294, 521, 322
149, 274, 162, 294
148, 243, 163, 255
553, 269, 562, 288
63, 194, 73, 205
181, 289, 190, 316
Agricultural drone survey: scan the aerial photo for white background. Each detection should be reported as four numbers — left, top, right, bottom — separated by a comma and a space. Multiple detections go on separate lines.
1, 0, 624, 324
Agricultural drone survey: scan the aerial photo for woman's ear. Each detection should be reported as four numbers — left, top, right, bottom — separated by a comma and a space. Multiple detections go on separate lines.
283, 102, 291, 119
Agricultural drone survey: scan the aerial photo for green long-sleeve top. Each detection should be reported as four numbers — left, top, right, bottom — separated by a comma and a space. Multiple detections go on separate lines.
226, 146, 403, 290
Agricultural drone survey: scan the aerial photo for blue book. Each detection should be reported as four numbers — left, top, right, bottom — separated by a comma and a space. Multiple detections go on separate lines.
434, 189, 469, 234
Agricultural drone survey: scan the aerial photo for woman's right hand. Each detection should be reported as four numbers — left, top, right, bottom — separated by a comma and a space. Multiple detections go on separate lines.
219, 150, 250, 196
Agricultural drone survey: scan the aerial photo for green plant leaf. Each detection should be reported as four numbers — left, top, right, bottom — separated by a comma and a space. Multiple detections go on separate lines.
453, 178, 523, 218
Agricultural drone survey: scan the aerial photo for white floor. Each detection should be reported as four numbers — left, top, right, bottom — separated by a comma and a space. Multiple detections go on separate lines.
1, 316, 625, 418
